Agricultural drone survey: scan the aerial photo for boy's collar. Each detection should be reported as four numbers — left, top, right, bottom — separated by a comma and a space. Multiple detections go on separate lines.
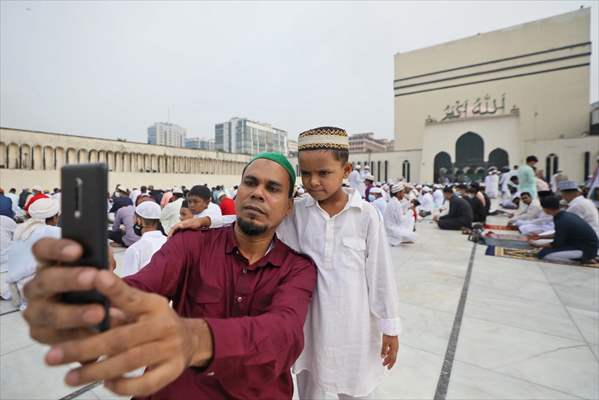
304, 187, 363, 210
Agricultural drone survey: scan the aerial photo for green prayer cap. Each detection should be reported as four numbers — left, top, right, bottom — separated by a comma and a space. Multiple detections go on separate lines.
247, 152, 296, 189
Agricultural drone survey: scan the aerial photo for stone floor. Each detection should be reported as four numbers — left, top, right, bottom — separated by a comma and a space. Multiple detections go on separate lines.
1, 214, 598, 399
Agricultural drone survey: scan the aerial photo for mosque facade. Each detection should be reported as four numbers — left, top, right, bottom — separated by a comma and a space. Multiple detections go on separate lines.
348, 8, 598, 184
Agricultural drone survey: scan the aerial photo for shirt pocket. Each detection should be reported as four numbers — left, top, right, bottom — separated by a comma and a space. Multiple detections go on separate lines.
193, 285, 224, 318
341, 237, 367, 270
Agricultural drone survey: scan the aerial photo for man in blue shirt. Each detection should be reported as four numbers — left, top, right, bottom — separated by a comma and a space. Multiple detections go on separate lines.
0, 188, 15, 219
531, 194, 598, 264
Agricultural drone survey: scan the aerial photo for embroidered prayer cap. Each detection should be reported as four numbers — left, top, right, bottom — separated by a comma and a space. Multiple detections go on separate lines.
248, 152, 296, 188
370, 187, 382, 194
558, 180, 579, 192
391, 183, 405, 193
298, 126, 348, 152
136, 201, 161, 220
29, 198, 59, 220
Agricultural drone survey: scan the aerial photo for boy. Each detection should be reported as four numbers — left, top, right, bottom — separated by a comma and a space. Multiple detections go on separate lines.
186, 185, 222, 220
175, 127, 400, 399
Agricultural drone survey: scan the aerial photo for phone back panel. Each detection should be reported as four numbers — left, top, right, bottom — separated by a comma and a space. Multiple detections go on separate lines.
61, 163, 109, 269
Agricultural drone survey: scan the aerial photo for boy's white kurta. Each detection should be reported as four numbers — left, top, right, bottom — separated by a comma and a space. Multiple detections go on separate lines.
211, 188, 401, 396
282, 188, 401, 396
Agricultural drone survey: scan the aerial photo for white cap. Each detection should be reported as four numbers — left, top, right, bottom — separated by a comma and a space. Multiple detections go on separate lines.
173, 187, 183, 194
29, 198, 59, 220
370, 187, 382, 194
355, 164, 361, 169
364, 165, 370, 170
364, 174, 375, 181
135, 201, 161, 219
32, 185, 42, 192
422, 186, 432, 192
391, 183, 405, 193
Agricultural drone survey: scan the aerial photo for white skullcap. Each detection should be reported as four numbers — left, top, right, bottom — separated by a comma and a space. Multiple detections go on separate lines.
355, 164, 361, 169
136, 201, 161, 219
364, 174, 375, 181
422, 186, 432, 192
32, 185, 43, 192
29, 198, 59, 220
391, 183, 405, 193
173, 187, 183, 194
364, 165, 370, 170
370, 187, 382, 194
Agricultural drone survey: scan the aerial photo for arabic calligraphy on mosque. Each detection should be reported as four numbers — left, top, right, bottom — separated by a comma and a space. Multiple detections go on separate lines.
443, 94, 506, 121
424, 94, 522, 125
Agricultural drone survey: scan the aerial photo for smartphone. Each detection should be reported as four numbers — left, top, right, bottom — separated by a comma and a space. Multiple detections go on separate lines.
61, 163, 110, 331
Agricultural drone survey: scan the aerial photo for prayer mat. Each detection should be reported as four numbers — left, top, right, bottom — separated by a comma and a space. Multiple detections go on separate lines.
482, 237, 533, 250
483, 231, 528, 241
483, 224, 518, 231
485, 246, 599, 269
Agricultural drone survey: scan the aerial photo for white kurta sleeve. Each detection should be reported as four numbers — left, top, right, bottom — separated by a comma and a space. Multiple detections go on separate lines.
207, 214, 237, 228
365, 206, 401, 336
121, 247, 141, 278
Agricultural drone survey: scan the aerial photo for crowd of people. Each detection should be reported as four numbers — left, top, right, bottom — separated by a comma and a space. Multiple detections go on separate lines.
0, 127, 598, 399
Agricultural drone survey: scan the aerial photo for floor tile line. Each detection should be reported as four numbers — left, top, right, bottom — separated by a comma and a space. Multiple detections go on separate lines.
461, 313, 588, 343
0, 342, 35, 357
539, 265, 599, 363
58, 381, 102, 400
451, 359, 588, 400
433, 242, 477, 400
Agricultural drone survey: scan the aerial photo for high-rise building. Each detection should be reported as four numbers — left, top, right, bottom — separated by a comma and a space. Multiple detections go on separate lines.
147, 122, 186, 147
287, 139, 298, 157
215, 117, 287, 155
185, 137, 215, 151
349, 133, 389, 153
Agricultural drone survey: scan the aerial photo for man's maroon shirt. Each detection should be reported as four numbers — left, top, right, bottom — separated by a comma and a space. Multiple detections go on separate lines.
123, 224, 317, 399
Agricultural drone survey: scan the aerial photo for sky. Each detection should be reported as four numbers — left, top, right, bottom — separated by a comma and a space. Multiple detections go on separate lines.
1, 1, 597, 143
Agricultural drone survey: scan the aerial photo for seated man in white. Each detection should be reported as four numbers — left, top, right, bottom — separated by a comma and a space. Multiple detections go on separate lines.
6, 198, 61, 309
384, 183, 416, 245
120, 201, 167, 277
508, 192, 542, 226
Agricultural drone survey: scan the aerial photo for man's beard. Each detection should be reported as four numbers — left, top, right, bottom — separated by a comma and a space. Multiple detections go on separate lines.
237, 217, 268, 236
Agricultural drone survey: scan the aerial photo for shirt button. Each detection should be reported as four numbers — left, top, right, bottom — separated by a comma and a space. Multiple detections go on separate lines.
242, 267, 248, 274
207, 371, 215, 376
236, 296, 243, 303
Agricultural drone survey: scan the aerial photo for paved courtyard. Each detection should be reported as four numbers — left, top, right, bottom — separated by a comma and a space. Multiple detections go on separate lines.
1, 214, 598, 399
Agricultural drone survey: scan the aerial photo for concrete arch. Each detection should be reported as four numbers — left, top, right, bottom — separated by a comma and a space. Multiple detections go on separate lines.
43, 146, 54, 170
98, 150, 107, 164
66, 148, 77, 165
123, 153, 131, 172
55, 147, 65, 169
106, 151, 115, 171
20, 144, 31, 169
89, 150, 98, 163
115, 152, 123, 172
0, 142, 6, 168
8, 143, 19, 169
78, 149, 88, 164
32, 145, 43, 170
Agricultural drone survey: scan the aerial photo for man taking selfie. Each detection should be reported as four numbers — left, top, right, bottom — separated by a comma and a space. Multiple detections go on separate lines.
22, 153, 317, 399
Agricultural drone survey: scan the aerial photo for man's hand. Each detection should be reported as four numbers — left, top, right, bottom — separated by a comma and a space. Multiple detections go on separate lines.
168, 216, 211, 237
528, 233, 540, 240
380, 334, 399, 370
23, 238, 113, 345
44, 271, 214, 397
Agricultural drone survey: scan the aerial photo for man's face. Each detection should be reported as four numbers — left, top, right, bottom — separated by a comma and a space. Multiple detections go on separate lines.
187, 196, 209, 215
179, 207, 193, 221
560, 191, 577, 203
235, 159, 292, 236
521, 194, 532, 205
299, 150, 350, 202
443, 191, 453, 200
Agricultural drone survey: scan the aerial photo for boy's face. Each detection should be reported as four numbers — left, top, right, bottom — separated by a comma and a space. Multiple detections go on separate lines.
179, 207, 193, 221
299, 150, 351, 202
187, 195, 209, 214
